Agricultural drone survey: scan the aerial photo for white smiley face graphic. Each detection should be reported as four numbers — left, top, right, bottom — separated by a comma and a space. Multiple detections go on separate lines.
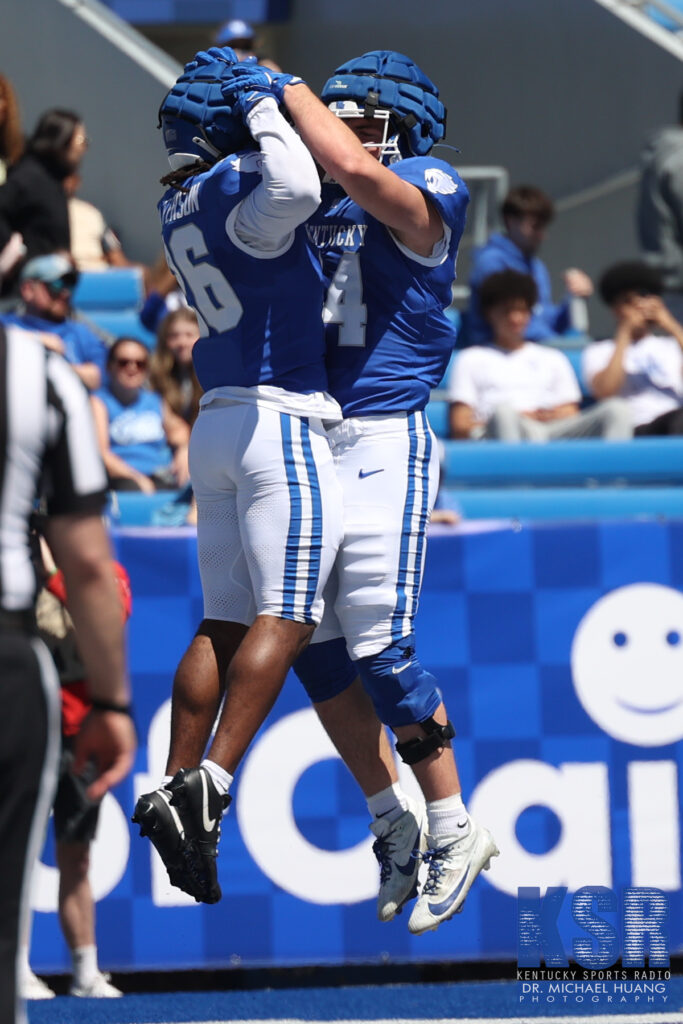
570, 583, 683, 746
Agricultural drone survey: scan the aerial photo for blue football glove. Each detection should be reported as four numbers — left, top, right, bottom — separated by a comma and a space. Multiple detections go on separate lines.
220, 64, 304, 118
184, 46, 239, 72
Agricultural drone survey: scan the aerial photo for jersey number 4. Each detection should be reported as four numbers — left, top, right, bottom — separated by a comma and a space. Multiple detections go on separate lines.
164, 224, 243, 336
323, 252, 367, 348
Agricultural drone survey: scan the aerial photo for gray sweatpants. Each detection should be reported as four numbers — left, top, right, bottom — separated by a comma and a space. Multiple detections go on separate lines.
484, 398, 633, 441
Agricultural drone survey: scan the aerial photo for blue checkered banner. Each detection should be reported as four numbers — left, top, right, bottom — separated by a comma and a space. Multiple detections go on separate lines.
30, 521, 683, 971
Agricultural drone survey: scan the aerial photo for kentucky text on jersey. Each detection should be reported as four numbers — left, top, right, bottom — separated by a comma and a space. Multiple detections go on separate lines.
305, 223, 368, 250
160, 183, 201, 225
308, 157, 469, 417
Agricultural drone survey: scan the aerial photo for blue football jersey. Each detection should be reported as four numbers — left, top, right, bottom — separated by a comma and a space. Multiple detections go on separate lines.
159, 151, 327, 394
305, 157, 469, 416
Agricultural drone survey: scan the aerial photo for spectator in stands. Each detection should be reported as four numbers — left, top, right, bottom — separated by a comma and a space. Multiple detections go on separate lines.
91, 336, 190, 492
0, 75, 26, 288
637, 89, 683, 321
0, 109, 89, 294
140, 253, 188, 335
1, 252, 106, 390
0, 73, 23, 185
211, 19, 281, 70
464, 184, 593, 346
150, 308, 202, 427
448, 270, 632, 441
63, 173, 134, 272
582, 261, 683, 435
213, 18, 257, 58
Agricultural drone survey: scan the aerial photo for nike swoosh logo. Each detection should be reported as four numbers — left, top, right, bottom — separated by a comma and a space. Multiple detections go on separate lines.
392, 660, 413, 675
428, 869, 469, 916
359, 468, 384, 479
396, 850, 419, 876
201, 771, 216, 833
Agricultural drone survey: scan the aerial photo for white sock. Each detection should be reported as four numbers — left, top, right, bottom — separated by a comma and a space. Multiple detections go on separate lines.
19, 944, 31, 979
162, 775, 173, 788
426, 793, 470, 839
200, 758, 233, 797
366, 783, 409, 824
72, 945, 98, 987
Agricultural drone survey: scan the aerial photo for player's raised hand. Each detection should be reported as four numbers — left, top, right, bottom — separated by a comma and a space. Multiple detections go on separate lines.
184, 46, 240, 71
220, 64, 304, 118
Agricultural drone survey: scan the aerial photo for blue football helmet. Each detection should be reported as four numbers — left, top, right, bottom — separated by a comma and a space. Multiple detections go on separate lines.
159, 48, 256, 170
321, 51, 446, 162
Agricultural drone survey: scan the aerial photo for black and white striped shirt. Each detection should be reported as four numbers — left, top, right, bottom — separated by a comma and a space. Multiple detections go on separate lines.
0, 324, 107, 611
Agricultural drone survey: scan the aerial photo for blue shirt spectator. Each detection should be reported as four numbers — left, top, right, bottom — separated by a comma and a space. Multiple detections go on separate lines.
464, 184, 593, 346
1, 252, 106, 389
91, 336, 190, 493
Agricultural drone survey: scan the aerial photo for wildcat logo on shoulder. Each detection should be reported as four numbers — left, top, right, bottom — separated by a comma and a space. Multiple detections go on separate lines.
424, 168, 458, 195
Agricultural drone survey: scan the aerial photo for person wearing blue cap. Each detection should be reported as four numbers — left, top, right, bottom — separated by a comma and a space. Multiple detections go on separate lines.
212, 19, 280, 69
1, 252, 107, 390
213, 18, 255, 58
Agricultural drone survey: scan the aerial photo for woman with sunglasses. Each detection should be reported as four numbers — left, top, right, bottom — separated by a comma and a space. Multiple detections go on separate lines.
91, 337, 190, 494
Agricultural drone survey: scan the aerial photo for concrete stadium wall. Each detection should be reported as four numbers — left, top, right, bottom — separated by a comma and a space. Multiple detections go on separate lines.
2, 0, 181, 264
3, 0, 682, 334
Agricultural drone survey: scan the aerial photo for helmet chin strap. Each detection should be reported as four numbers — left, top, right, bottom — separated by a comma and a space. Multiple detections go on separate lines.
167, 152, 203, 171
192, 129, 222, 160
166, 127, 223, 171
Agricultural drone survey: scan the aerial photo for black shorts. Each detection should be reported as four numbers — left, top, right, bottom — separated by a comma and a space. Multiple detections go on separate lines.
53, 741, 101, 844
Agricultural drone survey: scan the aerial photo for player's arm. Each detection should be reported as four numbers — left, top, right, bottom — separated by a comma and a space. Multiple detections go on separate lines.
283, 83, 443, 257
41, 353, 135, 798
231, 97, 321, 252
46, 513, 136, 799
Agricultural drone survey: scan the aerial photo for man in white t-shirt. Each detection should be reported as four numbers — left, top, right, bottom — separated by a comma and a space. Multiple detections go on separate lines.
448, 270, 632, 441
582, 261, 683, 435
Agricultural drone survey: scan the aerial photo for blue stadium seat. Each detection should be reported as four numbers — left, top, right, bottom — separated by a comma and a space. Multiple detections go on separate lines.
426, 400, 449, 438
72, 268, 145, 311
439, 485, 683, 521
442, 438, 683, 487
107, 490, 183, 526
86, 311, 156, 349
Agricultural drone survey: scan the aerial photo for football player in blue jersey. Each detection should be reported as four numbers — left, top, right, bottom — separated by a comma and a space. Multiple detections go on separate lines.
132, 49, 345, 904
225, 52, 499, 934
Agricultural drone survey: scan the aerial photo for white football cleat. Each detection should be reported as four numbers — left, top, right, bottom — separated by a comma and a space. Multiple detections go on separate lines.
371, 797, 425, 922
408, 817, 499, 935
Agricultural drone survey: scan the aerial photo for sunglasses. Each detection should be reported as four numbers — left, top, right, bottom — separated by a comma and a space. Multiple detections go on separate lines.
113, 357, 148, 370
43, 273, 79, 295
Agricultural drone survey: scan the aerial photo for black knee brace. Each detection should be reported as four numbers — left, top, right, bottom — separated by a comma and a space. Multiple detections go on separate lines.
395, 716, 456, 766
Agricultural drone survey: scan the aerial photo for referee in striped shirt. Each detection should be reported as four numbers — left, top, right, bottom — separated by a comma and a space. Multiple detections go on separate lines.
0, 322, 136, 1024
